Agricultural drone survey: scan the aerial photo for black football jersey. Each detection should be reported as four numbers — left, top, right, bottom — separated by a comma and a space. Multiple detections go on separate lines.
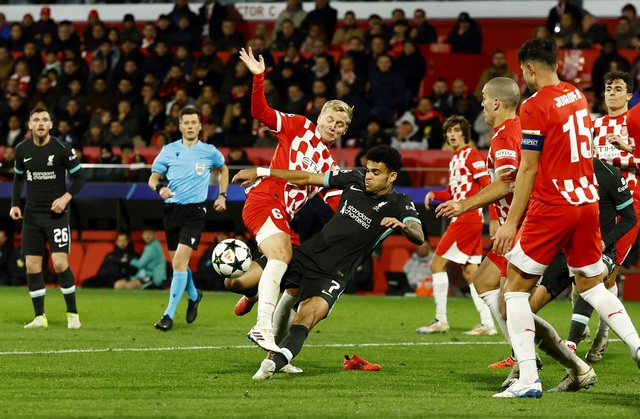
297, 169, 421, 281
594, 158, 633, 250
14, 137, 82, 212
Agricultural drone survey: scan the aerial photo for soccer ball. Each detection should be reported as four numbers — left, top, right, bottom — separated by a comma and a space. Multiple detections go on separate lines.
211, 238, 252, 279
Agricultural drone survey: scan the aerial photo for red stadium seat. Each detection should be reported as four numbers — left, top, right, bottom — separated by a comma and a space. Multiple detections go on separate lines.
78, 242, 114, 283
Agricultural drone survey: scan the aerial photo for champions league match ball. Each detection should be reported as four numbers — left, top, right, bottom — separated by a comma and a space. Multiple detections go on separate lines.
211, 238, 252, 279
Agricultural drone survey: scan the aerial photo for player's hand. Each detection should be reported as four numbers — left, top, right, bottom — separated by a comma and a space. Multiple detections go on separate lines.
9, 206, 22, 220
607, 134, 633, 153
232, 168, 258, 186
492, 221, 517, 257
381, 217, 406, 231
499, 169, 518, 183
158, 186, 175, 200
489, 219, 500, 237
424, 191, 435, 210
238, 47, 265, 75
601, 240, 606, 252
51, 194, 71, 213
213, 196, 227, 213
435, 200, 463, 218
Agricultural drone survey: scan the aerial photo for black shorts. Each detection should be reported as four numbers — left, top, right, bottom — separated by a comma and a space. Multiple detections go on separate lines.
163, 203, 206, 251
540, 249, 615, 299
22, 210, 71, 256
282, 251, 347, 314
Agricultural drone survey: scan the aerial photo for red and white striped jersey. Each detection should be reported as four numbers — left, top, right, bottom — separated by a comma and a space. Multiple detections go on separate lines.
487, 117, 521, 225
432, 145, 491, 222
593, 112, 638, 197
245, 73, 341, 220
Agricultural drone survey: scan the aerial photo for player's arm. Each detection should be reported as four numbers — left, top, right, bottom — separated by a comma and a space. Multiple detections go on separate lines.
239, 47, 279, 130
10, 161, 25, 220
493, 149, 539, 256
603, 166, 636, 248
233, 167, 326, 187
436, 169, 512, 218
148, 172, 173, 200
213, 163, 229, 212
382, 218, 424, 245
52, 164, 85, 214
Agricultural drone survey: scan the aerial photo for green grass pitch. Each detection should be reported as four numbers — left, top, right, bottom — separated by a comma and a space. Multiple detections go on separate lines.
1, 287, 639, 417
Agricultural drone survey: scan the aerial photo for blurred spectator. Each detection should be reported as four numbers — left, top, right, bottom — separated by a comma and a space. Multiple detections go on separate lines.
332, 11, 364, 46
410, 8, 438, 44
395, 40, 427, 102
554, 12, 580, 45
335, 79, 370, 138
199, 0, 229, 41
150, 130, 172, 149
532, 24, 553, 41
21, 14, 37, 43
301, 0, 338, 40
0, 46, 14, 90
227, 146, 254, 179
592, 38, 631, 98
582, 13, 609, 46
191, 64, 222, 101
353, 117, 390, 150
7, 23, 25, 52
93, 142, 125, 182
94, 40, 120, 74
59, 79, 86, 115
429, 78, 454, 117
120, 14, 143, 46
547, 0, 582, 35
114, 40, 145, 81
306, 95, 327, 122
389, 20, 411, 52
82, 232, 139, 288
614, 16, 640, 49
36, 7, 57, 41
156, 14, 176, 46
41, 51, 61, 78
300, 23, 327, 53
169, 0, 199, 31
10, 61, 32, 98
174, 45, 195, 81
222, 100, 255, 147
252, 23, 273, 50
344, 36, 368, 73
274, 0, 307, 35
391, 117, 426, 150
55, 119, 81, 148
115, 99, 140, 139
282, 82, 308, 115
120, 143, 150, 182
140, 23, 157, 55
220, 60, 252, 104
566, 31, 591, 49
446, 12, 483, 54
215, 19, 245, 53
141, 98, 167, 145
403, 240, 434, 290
3, 115, 26, 146
105, 120, 133, 148
142, 40, 174, 80
263, 76, 282, 109
337, 54, 365, 95
62, 95, 89, 136
0, 13, 9, 41
369, 54, 407, 123
364, 19, 387, 53
115, 227, 166, 290
193, 38, 224, 78
82, 9, 105, 52
451, 78, 482, 128
474, 50, 515, 100
55, 21, 81, 56
159, 65, 190, 102
622, 3, 640, 35
405, 97, 444, 149
84, 120, 105, 146
0, 145, 16, 180
367, 35, 388, 75
31, 75, 56, 111
307, 54, 336, 95
271, 19, 305, 51
85, 76, 112, 116
173, 16, 200, 51
18, 41, 44, 80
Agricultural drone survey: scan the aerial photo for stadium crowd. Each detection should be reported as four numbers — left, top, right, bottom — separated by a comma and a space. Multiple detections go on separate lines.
0, 0, 638, 166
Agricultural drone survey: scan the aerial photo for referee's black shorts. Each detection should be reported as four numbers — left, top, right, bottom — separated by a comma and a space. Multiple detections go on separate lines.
163, 203, 207, 251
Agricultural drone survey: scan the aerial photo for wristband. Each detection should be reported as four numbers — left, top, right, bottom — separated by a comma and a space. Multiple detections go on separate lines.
155, 183, 166, 194
256, 167, 271, 177
219, 192, 227, 198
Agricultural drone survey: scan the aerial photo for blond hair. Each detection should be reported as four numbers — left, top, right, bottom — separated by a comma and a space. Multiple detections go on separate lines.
320, 99, 354, 124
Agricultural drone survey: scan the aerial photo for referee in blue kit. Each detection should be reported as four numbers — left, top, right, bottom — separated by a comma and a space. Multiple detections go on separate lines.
149, 106, 229, 331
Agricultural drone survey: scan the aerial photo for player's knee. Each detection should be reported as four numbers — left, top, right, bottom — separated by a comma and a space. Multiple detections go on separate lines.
52, 260, 69, 273
25, 260, 42, 274
430, 256, 446, 272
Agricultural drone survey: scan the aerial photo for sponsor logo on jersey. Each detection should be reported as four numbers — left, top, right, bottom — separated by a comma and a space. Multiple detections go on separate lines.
195, 162, 206, 176
349, 185, 363, 192
406, 202, 416, 211
373, 201, 388, 212
495, 149, 517, 159
472, 161, 485, 169
619, 177, 629, 193
26, 170, 56, 181
340, 199, 372, 229
47, 155, 54, 166
24, 157, 32, 162
69, 149, 77, 161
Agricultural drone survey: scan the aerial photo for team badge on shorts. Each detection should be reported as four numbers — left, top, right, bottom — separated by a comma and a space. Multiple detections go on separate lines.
195, 162, 206, 176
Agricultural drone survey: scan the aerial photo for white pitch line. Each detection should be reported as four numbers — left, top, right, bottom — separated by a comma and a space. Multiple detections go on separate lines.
0, 339, 621, 356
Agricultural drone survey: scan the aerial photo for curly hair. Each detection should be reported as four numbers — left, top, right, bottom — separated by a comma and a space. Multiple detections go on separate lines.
365, 145, 403, 173
604, 70, 634, 94
443, 115, 471, 144
517, 38, 557, 69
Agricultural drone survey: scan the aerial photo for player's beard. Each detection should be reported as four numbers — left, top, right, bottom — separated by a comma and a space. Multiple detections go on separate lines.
33, 131, 49, 146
